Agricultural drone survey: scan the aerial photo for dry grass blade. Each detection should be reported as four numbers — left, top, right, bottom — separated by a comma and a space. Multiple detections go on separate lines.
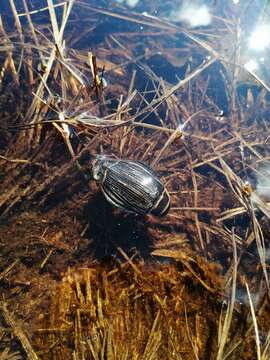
214, 151, 247, 208
26, 0, 74, 127
214, 146, 270, 291
47, 0, 60, 43
8, 0, 23, 37
151, 127, 181, 168
142, 311, 161, 360
0, 303, 39, 360
250, 210, 270, 292
18, 2, 66, 17
130, 57, 216, 122
245, 282, 261, 360
184, 305, 199, 360
245, 67, 270, 93
151, 249, 183, 259
22, 0, 44, 64
0, 348, 21, 360
217, 207, 246, 222
0, 155, 30, 164
262, 330, 270, 360
171, 207, 218, 211
0, 259, 20, 282
81, 4, 178, 32
216, 231, 237, 360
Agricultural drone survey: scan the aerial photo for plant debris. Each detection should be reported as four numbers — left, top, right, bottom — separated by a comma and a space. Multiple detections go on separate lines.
0, 0, 270, 358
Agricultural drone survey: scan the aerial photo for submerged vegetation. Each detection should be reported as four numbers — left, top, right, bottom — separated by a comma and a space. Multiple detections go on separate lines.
0, 0, 270, 358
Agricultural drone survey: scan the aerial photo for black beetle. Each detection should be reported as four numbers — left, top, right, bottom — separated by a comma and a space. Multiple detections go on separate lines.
92, 156, 170, 216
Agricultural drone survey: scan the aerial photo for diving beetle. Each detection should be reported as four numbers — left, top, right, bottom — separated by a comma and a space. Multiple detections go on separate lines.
92, 156, 170, 216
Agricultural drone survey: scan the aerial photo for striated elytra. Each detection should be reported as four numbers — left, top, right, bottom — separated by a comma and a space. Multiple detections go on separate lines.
92, 156, 170, 216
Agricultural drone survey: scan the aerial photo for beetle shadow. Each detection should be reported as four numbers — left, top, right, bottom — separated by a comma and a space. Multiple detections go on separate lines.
82, 192, 153, 260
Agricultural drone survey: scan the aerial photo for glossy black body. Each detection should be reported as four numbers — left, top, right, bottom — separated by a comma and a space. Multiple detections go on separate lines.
92, 157, 170, 216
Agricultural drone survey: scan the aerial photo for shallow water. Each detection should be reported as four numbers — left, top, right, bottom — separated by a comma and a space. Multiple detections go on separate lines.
1, 0, 270, 359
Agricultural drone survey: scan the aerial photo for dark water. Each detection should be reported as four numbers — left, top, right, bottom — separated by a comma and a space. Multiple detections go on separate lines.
1, 0, 269, 109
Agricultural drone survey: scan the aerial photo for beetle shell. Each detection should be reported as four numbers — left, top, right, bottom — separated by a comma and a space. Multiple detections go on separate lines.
92, 157, 170, 216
